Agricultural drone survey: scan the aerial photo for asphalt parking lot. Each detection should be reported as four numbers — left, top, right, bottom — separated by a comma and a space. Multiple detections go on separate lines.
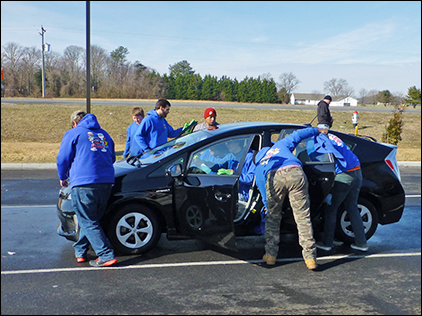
1, 165, 420, 314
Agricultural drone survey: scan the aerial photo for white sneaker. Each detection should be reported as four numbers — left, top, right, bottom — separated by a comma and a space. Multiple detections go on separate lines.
351, 243, 368, 252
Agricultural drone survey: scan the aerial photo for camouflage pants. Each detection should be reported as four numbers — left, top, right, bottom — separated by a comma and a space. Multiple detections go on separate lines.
265, 166, 316, 260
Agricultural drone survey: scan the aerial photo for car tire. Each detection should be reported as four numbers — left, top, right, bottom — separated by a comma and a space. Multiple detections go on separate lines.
335, 198, 378, 244
107, 204, 162, 255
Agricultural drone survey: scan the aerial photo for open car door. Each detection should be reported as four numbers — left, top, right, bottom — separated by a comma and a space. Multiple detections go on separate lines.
173, 136, 254, 251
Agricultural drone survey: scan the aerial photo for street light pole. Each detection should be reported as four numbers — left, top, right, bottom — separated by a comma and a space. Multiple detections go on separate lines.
39, 26, 46, 98
86, 1, 91, 113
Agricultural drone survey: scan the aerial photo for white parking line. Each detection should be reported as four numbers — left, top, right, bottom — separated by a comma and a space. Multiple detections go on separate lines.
2, 252, 420, 275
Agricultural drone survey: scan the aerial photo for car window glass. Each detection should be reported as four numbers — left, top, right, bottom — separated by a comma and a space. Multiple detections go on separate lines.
139, 131, 212, 165
270, 132, 280, 145
276, 128, 331, 163
187, 136, 253, 175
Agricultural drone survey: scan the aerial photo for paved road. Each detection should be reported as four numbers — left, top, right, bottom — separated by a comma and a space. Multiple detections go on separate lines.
2, 97, 421, 113
1, 167, 420, 314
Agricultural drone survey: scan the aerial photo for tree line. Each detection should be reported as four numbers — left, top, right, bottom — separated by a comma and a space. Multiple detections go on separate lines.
1, 42, 420, 107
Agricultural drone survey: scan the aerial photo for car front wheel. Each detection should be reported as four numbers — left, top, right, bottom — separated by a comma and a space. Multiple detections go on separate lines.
335, 198, 378, 243
107, 204, 162, 255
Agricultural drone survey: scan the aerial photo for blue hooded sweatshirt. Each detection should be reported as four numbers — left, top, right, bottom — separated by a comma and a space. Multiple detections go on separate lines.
123, 121, 142, 158
254, 127, 319, 209
134, 109, 183, 153
56, 114, 115, 188
313, 133, 360, 174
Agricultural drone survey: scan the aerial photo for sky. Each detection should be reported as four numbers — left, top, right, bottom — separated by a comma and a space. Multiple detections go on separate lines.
1, 1, 421, 96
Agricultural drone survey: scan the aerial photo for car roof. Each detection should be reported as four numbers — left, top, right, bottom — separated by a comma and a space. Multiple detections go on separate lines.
207, 121, 306, 134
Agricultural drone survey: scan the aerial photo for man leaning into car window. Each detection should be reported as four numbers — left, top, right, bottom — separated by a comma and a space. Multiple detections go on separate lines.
253, 127, 327, 270
56, 110, 117, 267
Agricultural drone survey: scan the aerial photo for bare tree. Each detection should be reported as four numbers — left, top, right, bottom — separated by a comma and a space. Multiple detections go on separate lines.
1, 42, 24, 96
366, 89, 379, 105
20, 46, 41, 96
393, 91, 404, 105
62, 45, 85, 96
323, 78, 350, 97
358, 88, 368, 105
260, 72, 273, 81
342, 84, 355, 97
90, 45, 108, 94
45, 51, 63, 97
63, 45, 85, 75
278, 72, 300, 95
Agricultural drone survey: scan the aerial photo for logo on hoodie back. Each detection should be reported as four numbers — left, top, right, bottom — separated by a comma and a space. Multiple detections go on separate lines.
87, 132, 108, 152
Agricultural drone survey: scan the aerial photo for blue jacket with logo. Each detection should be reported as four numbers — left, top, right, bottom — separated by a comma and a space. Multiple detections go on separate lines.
313, 133, 360, 174
134, 109, 183, 153
56, 114, 115, 188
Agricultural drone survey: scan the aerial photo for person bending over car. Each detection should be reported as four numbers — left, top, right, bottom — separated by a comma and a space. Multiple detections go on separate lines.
313, 131, 368, 252
253, 127, 327, 270
56, 110, 117, 267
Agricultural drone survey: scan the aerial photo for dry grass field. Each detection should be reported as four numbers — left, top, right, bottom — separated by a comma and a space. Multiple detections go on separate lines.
1, 100, 420, 163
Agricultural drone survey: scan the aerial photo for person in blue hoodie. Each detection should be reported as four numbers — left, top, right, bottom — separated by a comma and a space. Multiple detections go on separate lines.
56, 110, 117, 267
123, 107, 144, 158
253, 127, 326, 270
313, 132, 368, 252
134, 99, 184, 154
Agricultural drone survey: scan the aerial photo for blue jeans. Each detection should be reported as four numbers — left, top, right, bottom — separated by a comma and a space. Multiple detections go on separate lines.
322, 169, 367, 247
71, 183, 115, 261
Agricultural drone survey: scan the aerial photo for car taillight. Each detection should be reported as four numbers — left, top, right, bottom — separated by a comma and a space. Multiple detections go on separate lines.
385, 148, 401, 182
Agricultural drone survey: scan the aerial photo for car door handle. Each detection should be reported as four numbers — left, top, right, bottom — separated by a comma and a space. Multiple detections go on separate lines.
215, 192, 232, 202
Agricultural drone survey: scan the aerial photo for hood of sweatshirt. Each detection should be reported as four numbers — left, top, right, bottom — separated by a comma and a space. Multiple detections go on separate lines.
76, 113, 101, 130
146, 109, 159, 118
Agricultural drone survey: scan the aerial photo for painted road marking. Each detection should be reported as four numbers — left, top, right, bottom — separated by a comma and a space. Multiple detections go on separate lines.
2, 252, 420, 275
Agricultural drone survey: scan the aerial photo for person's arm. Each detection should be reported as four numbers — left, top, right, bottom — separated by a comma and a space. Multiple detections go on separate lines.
135, 120, 151, 152
239, 152, 256, 185
166, 120, 184, 138
281, 127, 319, 152
56, 132, 76, 186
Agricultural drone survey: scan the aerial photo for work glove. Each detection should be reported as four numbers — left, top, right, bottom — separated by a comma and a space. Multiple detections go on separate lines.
183, 119, 196, 130
217, 168, 233, 175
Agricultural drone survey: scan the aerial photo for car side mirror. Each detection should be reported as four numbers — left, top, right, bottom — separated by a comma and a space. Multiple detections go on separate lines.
168, 164, 182, 177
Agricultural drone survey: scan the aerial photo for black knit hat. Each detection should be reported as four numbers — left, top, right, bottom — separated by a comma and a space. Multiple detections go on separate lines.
324, 95, 332, 101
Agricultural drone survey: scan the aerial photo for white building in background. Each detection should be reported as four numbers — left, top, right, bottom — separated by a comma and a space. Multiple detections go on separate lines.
290, 93, 358, 107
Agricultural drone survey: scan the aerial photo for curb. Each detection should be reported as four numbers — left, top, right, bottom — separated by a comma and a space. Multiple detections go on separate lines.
1, 163, 57, 170
1, 161, 421, 170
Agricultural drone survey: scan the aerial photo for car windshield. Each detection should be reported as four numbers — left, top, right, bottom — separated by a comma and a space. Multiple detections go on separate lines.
138, 130, 214, 165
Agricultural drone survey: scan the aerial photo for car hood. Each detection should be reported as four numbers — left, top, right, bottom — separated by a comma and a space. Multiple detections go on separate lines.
113, 158, 139, 177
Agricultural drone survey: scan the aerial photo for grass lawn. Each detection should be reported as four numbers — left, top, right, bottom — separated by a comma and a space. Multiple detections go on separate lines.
1, 100, 420, 163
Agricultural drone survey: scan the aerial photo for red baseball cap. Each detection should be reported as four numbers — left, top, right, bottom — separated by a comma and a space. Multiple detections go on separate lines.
204, 107, 216, 119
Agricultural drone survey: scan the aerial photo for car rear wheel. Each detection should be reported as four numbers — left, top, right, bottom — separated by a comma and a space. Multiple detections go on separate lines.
107, 204, 162, 255
335, 198, 378, 243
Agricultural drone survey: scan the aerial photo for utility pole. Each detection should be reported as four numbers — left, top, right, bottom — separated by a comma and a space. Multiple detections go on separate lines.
39, 26, 46, 98
86, 1, 91, 113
